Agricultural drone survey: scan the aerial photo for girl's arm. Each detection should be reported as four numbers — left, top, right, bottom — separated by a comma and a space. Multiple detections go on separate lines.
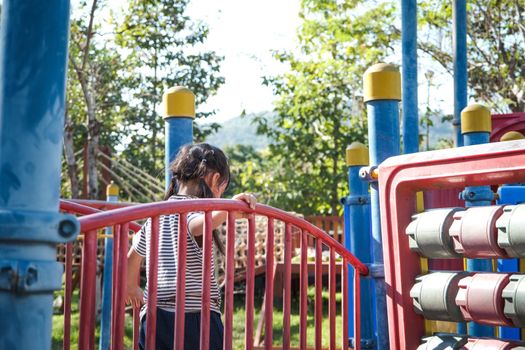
188, 193, 256, 237
126, 248, 144, 307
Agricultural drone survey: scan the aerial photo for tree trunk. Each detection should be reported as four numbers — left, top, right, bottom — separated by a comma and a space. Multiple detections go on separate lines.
63, 113, 80, 198
86, 93, 99, 200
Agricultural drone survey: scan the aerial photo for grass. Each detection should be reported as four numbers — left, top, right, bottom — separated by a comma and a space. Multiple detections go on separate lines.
231, 287, 343, 349
52, 285, 344, 350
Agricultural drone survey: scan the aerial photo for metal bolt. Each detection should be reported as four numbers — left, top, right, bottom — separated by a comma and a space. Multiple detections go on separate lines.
58, 218, 77, 238
25, 266, 37, 286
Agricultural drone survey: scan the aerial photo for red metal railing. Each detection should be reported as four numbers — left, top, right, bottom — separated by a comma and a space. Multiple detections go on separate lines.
58, 200, 141, 350
62, 199, 368, 350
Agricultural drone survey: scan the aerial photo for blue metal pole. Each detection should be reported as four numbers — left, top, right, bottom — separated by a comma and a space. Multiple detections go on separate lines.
495, 130, 525, 340
453, 0, 467, 147
343, 142, 375, 348
364, 63, 402, 350
99, 183, 119, 350
401, 0, 419, 154
497, 185, 522, 340
453, 0, 467, 334
460, 104, 494, 337
0, 1, 79, 349
163, 87, 195, 189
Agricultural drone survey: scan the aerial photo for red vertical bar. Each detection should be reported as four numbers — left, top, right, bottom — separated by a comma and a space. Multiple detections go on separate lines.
353, 268, 361, 350
114, 223, 129, 350
79, 231, 97, 350
200, 212, 213, 350
299, 230, 308, 349
265, 218, 274, 350
314, 239, 322, 350
224, 212, 236, 350
63, 242, 73, 350
342, 262, 349, 350
282, 224, 292, 350
133, 305, 140, 350
111, 224, 120, 348
333, 220, 339, 244
146, 216, 160, 350
245, 215, 256, 350
174, 214, 188, 350
329, 249, 336, 350
133, 272, 141, 350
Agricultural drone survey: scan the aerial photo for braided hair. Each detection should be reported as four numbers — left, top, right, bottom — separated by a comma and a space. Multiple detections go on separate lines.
165, 143, 230, 254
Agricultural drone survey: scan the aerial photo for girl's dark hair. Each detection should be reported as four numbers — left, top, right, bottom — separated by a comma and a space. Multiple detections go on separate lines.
164, 143, 230, 254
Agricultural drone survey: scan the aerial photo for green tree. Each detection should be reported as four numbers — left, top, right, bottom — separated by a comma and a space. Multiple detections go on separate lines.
419, 0, 525, 112
63, 0, 127, 199
114, 0, 224, 176
223, 144, 266, 197
255, 0, 399, 215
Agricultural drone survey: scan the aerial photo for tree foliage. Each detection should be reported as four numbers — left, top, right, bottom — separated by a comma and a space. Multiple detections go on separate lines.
114, 0, 225, 176
61, 0, 224, 200
253, 0, 399, 215
64, 0, 127, 199
419, 0, 525, 112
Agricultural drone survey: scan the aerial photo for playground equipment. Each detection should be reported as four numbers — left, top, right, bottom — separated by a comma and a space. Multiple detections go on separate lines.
57, 198, 367, 350
377, 140, 525, 349
3, 1, 525, 350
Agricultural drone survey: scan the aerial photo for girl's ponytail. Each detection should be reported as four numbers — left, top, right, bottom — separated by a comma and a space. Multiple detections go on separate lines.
166, 143, 229, 255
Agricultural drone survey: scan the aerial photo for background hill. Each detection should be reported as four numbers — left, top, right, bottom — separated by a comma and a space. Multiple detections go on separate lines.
204, 112, 271, 150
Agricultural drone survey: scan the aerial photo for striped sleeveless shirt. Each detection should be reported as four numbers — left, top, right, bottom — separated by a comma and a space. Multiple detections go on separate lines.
131, 196, 221, 316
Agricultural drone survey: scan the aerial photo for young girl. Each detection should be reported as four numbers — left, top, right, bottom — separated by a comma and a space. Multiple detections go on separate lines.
126, 143, 256, 350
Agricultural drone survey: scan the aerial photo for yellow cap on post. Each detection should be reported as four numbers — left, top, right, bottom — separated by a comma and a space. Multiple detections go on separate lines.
346, 142, 369, 166
163, 86, 195, 119
363, 63, 401, 102
500, 131, 525, 142
106, 181, 119, 196
461, 104, 491, 134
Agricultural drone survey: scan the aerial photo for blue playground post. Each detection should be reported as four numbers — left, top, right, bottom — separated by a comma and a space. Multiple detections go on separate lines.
99, 182, 119, 350
401, 0, 419, 154
342, 142, 374, 348
453, 0, 467, 147
163, 87, 195, 188
0, 1, 79, 349
497, 130, 525, 340
363, 63, 402, 350
460, 104, 494, 337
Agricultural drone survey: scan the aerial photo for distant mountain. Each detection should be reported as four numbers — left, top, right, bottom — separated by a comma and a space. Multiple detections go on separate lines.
204, 112, 272, 151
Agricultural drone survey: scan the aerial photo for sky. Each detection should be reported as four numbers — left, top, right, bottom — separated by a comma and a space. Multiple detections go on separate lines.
97, 0, 455, 132
185, 0, 302, 124
184, 0, 455, 128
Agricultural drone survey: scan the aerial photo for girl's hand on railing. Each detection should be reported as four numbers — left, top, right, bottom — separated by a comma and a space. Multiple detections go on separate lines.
125, 285, 144, 308
232, 193, 257, 219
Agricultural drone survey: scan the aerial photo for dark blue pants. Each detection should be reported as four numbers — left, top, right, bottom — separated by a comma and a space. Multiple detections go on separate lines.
139, 308, 224, 350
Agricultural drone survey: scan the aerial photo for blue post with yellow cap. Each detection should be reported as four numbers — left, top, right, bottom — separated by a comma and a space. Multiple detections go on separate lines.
363, 63, 402, 349
342, 142, 374, 348
0, 1, 79, 349
163, 87, 195, 189
460, 104, 494, 337
100, 182, 119, 350
453, 0, 467, 147
401, 0, 419, 154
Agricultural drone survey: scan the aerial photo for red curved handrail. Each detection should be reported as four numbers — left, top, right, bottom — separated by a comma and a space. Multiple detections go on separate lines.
77, 199, 368, 275
60, 199, 142, 232
70, 198, 367, 350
